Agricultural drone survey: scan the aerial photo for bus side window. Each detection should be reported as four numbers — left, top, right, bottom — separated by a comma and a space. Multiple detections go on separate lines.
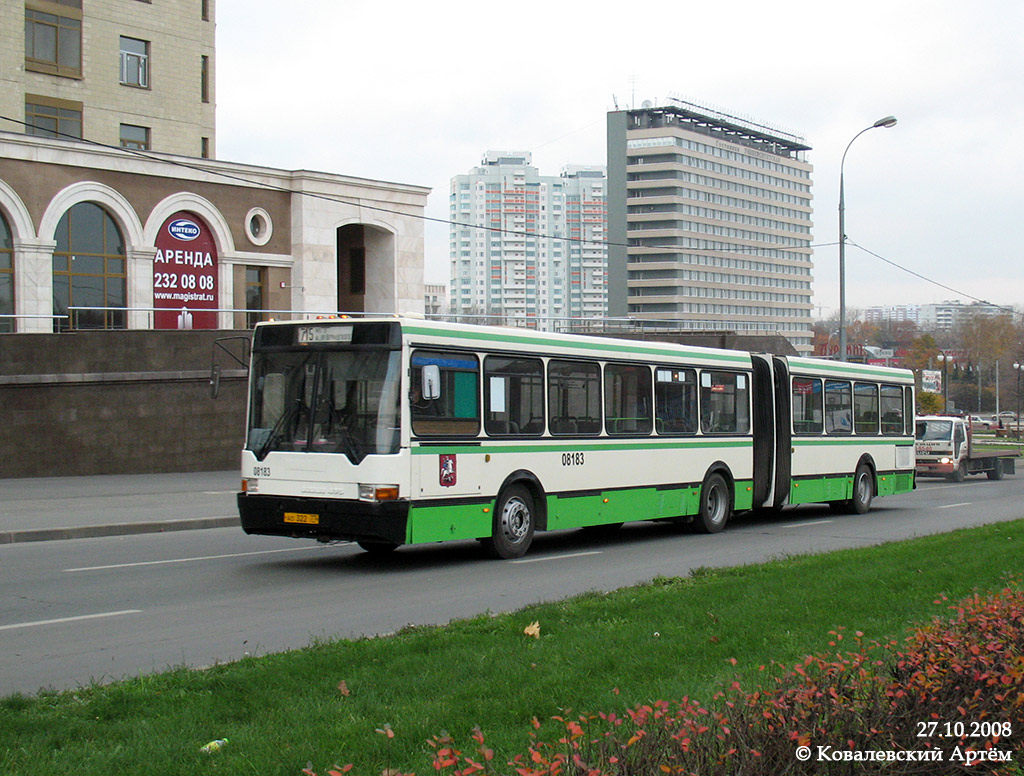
484, 356, 544, 436
824, 380, 852, 434
548, 359, 601, 435
655, 367, 697, 434
700, 371, 750, 434
880, 384, 904, 435
605, 363, 652, 436
854, 383, 879, 435
792, 377, 823, 435
904, 386, 915, 435
410, 350, 480, 436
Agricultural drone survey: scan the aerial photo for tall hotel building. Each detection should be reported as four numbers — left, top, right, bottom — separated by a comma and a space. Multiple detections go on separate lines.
607, 99, 815, 354
449, 151, 607, 328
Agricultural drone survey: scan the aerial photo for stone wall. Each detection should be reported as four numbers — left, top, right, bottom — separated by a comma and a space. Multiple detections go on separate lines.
0, 330, 251, 479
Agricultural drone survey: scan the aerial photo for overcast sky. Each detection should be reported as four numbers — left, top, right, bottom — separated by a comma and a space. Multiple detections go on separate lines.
215, 0, 1024, 319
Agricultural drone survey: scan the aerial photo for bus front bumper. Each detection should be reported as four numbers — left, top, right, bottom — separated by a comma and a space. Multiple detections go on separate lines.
237, 493, 410, 545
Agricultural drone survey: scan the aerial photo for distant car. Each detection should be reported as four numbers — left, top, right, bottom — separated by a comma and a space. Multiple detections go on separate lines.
969, 415, 992, 429
998, 411, 1018, 419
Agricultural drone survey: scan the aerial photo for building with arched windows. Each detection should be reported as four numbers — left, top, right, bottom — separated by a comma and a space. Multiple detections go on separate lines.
0, 0, 433, 476
0, 132, 429, 476
0, 132, 430, 333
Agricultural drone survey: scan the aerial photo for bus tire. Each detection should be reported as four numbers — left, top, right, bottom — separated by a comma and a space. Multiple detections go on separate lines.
695, 472, 731, 534
987, 459, 1004, 480
358, 540, 398, 555
848, 463, 874, 514
483, 484, 535, 559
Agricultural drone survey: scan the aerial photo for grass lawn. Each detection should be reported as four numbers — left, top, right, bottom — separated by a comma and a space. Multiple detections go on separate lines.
2, 519, 1022, 775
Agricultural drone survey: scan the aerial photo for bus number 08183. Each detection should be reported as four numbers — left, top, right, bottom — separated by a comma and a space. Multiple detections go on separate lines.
562, 452, 585, 466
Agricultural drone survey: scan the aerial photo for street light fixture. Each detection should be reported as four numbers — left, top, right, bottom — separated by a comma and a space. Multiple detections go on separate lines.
838, 115, 898, 362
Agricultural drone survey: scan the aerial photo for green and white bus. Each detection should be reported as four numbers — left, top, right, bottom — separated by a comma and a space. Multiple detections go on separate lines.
237, 317, 916, 558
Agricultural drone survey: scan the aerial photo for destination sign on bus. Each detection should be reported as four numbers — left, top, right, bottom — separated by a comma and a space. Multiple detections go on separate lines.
297, 324, 354, 344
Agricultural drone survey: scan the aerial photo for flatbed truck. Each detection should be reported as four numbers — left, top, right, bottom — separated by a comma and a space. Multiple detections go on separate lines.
915, 415, 1018, 481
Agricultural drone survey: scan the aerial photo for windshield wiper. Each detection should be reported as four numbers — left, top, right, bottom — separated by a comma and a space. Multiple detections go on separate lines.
254, 397, 304, 461
335, 417, 365, 464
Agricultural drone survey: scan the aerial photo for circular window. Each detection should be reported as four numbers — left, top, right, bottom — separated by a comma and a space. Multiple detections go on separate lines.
244, 207, 272, 246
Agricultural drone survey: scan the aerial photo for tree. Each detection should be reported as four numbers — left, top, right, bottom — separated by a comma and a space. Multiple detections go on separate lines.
957, 311, 1016, 369
903, 333, 939, 374
918, 391, 943, 414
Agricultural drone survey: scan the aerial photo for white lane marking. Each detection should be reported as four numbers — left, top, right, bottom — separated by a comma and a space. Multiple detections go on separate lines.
201, 491, 237, 495
63, 545, 330, 573
0, 610, 142, 632
779, 519, 834, 529
938, 502, 972, 509
512, 551, 602, 564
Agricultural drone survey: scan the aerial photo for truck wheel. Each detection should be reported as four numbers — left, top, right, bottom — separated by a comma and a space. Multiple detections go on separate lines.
987, 459, 1004, 481
482, 484, 535, 559
948, 461, 966, 482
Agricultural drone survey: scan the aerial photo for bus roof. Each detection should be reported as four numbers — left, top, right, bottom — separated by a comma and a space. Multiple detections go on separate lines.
253, 317, 915, 382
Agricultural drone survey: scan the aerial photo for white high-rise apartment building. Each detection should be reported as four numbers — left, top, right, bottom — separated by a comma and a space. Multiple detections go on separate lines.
607, 99, 815, 354
866, 301, 1008, 333
449, 151, 607, 328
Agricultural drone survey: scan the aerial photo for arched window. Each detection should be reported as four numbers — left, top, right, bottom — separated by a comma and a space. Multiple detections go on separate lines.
52, 202, 126, 331
0, 213, 12, 333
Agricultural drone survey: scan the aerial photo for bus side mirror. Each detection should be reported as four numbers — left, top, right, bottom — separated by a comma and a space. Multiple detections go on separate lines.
422, 364, 441, 400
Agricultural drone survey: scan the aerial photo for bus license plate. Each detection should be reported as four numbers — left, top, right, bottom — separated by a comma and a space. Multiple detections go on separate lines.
284, 512, 320, 525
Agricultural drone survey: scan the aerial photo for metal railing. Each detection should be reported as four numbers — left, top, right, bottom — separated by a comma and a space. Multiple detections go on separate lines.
5, 307, 791, 341
62, 306, 346, 331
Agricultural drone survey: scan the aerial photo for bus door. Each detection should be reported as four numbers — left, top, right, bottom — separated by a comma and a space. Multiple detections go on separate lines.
750, 354, 776, 508
771, 356, 793, 508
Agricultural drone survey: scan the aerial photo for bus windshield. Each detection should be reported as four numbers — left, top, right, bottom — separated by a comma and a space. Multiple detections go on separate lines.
916, 419, 952, 442
246, 349, 402, 462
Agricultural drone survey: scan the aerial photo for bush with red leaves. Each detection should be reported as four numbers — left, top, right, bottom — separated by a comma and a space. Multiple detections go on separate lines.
431, 585, 1024, 776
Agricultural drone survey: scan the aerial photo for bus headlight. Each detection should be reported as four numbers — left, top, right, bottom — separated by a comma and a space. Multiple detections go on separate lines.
243, 478, 259, 494
359, 484, 399, 502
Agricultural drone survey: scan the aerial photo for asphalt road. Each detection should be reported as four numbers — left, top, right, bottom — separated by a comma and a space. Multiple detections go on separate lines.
2, 476, 1023, 696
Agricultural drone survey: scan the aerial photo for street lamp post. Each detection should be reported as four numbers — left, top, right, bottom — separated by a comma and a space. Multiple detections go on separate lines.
937, 353, 948, 412
838, 115, 898, 362
1014, 362, 1022, 438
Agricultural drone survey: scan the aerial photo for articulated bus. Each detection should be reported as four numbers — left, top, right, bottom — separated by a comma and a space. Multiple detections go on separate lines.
237, 318, 916, 558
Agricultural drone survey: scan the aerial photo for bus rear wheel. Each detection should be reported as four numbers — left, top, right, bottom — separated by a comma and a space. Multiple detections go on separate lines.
483, 484, 535, 559
695, 472, 731, 533
844, 463, 874, 514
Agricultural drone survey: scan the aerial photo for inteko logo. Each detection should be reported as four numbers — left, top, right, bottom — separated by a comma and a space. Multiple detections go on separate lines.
167, 218, 201, 241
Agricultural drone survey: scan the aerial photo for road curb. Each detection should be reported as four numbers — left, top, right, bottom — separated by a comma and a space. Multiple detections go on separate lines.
0, 516, 240, 544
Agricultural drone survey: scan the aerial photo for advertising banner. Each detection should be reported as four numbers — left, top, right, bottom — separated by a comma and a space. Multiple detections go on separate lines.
921, 369, 942, 393
154, 212, 218, 329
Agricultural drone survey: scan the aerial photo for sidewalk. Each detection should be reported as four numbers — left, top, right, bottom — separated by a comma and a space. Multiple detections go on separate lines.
0, 470, 241, 544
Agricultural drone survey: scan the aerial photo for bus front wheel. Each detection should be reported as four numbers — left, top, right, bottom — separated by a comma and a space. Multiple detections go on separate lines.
695, 472, 731, 534
483, 484, 536, 559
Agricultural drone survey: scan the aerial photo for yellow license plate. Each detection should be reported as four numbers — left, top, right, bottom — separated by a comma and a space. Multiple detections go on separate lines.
284, 512, 320, 525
